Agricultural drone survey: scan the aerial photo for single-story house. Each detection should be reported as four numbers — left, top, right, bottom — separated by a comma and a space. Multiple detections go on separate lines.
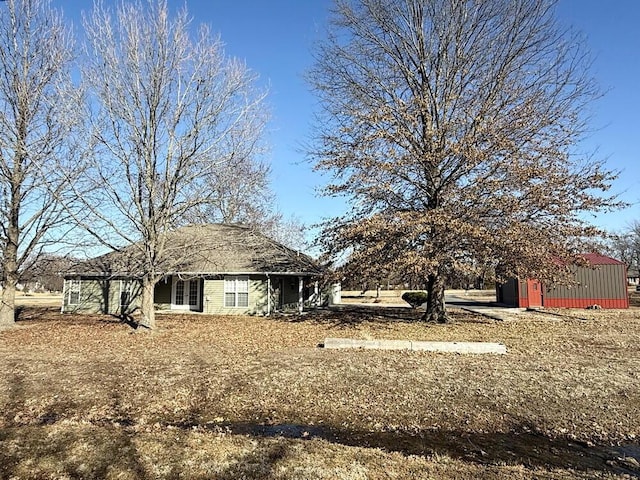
62, 223, 339, 316
496, 253, 629, 309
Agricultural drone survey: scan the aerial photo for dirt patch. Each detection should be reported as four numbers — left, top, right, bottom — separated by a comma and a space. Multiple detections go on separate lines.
1, 305, 639, 478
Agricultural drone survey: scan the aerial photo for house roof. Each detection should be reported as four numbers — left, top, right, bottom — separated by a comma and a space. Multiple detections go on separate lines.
66, 224, 323, 278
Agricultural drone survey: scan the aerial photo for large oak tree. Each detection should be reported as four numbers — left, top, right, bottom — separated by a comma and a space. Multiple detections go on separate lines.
309, 0, 619, 322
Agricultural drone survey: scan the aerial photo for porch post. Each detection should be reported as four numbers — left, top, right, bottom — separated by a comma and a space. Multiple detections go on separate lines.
61, 279, 66, 313
314, 281, 319, 307
298, 276, 303, 314
267, 275, 271, 316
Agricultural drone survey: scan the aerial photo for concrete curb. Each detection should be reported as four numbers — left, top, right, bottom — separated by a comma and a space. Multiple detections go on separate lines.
323, 337, 507, 354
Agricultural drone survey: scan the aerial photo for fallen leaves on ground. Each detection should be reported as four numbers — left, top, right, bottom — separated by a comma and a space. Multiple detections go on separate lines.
1, 305, 639, 479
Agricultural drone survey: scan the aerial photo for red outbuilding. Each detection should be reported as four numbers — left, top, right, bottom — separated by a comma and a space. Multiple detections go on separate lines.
496, 254, 629, 309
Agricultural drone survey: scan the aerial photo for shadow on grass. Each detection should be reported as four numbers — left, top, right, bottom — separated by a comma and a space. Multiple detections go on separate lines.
275, 305, 422, 326
168, 420, 630, 475
113, 313, 139, 330
1, 417, 636, 478
13, 305, 141, 331
0, 379, 146, 479
0, 359, 633, 478
0, 424, 148, 479
274, 305, 494, 327
13, 305, 58, 322
215, 441, 289, 480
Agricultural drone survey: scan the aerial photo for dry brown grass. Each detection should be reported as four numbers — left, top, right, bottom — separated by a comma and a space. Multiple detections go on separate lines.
341, 289, 497, 305
1, 304, 639, 479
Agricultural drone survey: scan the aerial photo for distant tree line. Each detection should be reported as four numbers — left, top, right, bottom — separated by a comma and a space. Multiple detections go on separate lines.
608, 222, 640, 278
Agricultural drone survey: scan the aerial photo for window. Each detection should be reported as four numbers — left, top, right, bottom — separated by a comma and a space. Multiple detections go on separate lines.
68, 280, 81, 305
171, 277, 201, 310
224, 276, 249, 307
175, 280, 185, 305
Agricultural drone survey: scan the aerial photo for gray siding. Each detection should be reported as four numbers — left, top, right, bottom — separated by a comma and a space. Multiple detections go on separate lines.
545, 264, 627, 300
64, 274, 318, 315
62, 278, 139, 314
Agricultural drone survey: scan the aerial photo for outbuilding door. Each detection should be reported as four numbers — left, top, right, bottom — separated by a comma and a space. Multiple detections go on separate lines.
526, 279, 542, 307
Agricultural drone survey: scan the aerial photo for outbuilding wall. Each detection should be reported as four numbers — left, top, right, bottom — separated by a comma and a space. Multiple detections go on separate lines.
544, 263, 629, 309
496, 260, 629, 309
496, 278, 519, 307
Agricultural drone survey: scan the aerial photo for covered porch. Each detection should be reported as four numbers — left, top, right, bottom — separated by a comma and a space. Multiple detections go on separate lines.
154, 273, 332, 316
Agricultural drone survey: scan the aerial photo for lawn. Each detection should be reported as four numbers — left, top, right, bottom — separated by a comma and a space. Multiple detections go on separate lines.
1, 304, 639, 479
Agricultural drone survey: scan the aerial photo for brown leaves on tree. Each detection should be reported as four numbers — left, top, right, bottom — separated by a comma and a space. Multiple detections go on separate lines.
309, 0, 621, 323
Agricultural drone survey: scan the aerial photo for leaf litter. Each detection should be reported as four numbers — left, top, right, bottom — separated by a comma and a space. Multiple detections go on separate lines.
1, 305, 639, 479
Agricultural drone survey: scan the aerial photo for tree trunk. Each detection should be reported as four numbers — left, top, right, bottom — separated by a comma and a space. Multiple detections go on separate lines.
422, 273, 448, 323
0, 221, 19, 329
0, 279, 17, 329
137, 276, 156, 330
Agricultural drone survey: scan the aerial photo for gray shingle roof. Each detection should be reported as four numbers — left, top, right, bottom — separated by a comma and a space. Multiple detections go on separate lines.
66, 224, 322, 278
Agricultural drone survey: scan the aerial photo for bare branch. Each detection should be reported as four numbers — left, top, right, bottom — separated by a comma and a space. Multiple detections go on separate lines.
0, 0, 80, 327
309, 0, 621, 323
78, 0, 269, 328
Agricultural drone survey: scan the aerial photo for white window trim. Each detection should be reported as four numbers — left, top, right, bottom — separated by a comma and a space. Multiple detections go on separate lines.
171, 276, 201, 310
224, 276, 249, 308
67, 279, 81, 306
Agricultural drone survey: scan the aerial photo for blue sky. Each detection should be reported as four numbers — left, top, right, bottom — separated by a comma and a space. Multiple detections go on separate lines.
55, 0, 639, 235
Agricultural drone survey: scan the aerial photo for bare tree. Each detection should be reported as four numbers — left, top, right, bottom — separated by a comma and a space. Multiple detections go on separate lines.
608, 221, 640, 275
309, 0, 620, 322
184, 156, 274, 227
0, 0, 80, 328
262, 213, 307, 252
78, 0, 268, 329
182, 146, 308, 251
20, 253, 76, 292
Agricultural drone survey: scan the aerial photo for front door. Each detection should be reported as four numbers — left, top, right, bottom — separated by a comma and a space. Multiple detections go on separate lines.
526, 279, 543, 307
171, 277, 201, 311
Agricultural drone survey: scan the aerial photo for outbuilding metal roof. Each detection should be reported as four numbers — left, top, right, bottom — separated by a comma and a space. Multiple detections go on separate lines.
580, 253, 625, 265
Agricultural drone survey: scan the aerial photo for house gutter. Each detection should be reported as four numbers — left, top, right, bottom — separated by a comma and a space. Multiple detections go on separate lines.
164, 271, 322, 277
65, 270, 322, 278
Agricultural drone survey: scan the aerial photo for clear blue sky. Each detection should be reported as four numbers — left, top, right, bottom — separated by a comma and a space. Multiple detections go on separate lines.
55, 0, 639, 235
